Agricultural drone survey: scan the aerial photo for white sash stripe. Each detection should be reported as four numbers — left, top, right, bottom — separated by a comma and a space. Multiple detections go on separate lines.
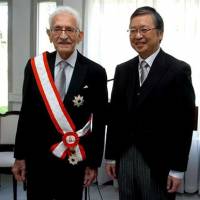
74, 145, 83, 161
52, 142, 66, 158
34, 54, 73, 133
76, 119, 91, 137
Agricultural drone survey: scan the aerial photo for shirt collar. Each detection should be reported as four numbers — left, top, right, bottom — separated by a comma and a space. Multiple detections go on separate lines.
55, 50, 78, 68
139, 48, 160, 67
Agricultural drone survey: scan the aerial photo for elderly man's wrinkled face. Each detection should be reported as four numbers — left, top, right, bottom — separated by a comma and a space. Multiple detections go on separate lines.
49, 12, 83, 59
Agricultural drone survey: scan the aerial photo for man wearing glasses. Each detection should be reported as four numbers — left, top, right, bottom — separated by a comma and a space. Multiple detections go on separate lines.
105, 6, 195, 200
12, 6, 108, 200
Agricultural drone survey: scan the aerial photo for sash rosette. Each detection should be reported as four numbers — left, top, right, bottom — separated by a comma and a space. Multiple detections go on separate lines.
31, 52, 92, 165
50, 119, 91, 165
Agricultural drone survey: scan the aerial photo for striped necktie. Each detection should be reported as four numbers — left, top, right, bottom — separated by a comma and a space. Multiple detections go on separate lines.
140, 60, 149, 85
55, 61, 67, 100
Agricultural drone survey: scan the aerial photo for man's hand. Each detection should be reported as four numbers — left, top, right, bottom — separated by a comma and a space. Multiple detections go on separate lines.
84, 167, 97, 187
105, 163, 116, 179
167, 175, 182, 193
12, 159, 26, 182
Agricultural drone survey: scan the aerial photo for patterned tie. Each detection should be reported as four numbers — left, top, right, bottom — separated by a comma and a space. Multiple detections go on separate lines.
140, 60, 149, 85
55, 61, 67, 100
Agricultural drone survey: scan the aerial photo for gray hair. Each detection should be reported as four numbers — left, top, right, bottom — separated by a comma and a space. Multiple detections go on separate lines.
49, 6, 81, 29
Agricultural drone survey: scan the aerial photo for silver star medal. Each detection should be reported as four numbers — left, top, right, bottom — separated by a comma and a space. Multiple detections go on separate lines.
72, 95, 84, 107
68, 154, 79, 165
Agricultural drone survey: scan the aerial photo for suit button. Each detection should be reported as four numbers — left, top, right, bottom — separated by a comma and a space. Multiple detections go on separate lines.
137, 92, 140, 96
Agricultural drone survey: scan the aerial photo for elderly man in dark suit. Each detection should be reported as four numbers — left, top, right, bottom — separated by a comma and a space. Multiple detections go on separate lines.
105, 6, 195, 200
12, 6, 108, 200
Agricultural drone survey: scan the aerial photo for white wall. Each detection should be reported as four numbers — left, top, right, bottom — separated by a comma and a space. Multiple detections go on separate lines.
63, 0, 83, 22
9, 0, 31, 110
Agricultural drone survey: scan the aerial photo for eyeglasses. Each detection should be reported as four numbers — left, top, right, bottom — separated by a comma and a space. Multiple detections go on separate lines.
51, 27, 79, 37
127, 27, 157, 35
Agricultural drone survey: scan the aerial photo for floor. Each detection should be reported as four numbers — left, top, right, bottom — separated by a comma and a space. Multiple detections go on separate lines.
0, 175, 199, 200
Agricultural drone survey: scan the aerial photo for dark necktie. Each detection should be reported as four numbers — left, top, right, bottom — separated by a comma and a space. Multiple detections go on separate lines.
140, 60, 149, 85
55, 61, 67, 100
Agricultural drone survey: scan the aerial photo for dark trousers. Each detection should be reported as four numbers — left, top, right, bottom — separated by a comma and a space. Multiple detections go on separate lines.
118, 145, 176, 200
26, 155, 85, 200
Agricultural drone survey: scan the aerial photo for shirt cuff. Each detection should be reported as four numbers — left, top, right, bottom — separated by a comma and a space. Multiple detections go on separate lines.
105, 159, 116, 164
169, 170, 184, 179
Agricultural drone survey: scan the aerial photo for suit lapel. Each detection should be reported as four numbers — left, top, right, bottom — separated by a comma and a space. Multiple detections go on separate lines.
46, 51, 87, 104
136, 50, 169, 108
64, 52, 87, 103
126, 58, 140, 111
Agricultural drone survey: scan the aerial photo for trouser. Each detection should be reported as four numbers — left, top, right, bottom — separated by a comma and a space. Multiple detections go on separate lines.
26, 155, 85, 200
118, 145, 176, 200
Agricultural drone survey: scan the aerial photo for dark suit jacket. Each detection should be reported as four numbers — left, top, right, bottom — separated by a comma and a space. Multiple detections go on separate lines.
14, 51, 108, 168
105, 49, 195, 182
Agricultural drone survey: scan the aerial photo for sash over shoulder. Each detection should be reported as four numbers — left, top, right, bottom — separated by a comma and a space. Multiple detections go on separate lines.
31, 52, 91, 165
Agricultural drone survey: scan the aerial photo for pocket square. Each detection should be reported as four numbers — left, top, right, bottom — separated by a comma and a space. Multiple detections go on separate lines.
83, 85, 88, 89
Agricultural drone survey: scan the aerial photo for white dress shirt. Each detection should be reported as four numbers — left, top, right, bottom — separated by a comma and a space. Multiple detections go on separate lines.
54, 50, 77, 94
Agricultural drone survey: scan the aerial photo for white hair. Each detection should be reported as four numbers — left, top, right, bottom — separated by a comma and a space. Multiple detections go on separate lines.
49, 6, 81, 29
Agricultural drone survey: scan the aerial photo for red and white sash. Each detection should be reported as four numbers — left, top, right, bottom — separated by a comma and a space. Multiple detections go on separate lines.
31, 52, 91, 165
